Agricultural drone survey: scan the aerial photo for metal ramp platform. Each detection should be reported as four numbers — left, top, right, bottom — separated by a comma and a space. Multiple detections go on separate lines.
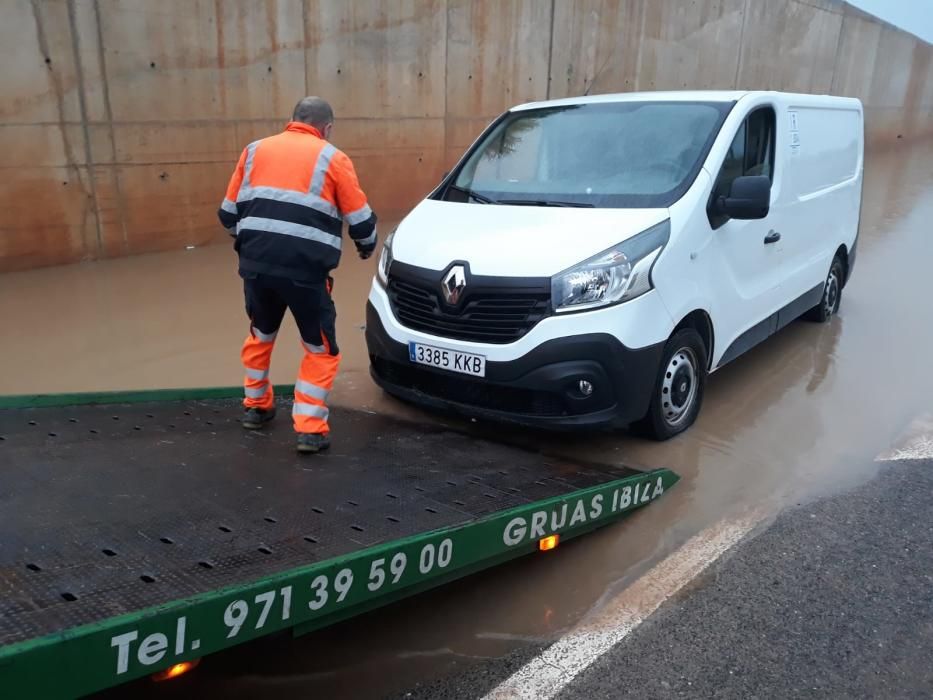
0, 390, 677, 698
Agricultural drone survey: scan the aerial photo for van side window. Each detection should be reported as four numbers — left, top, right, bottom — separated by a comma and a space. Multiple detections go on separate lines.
709, 107, 775, 228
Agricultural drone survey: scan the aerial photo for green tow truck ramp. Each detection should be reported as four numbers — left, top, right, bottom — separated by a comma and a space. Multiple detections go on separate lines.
0, 389, 678, 698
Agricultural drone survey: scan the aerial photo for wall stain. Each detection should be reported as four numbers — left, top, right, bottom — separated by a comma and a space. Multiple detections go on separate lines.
28, 2, 80, 174
214, 0, 228, 115
65, 0, 104, 256
92, 0, 130, 254
266, 0, 281, 112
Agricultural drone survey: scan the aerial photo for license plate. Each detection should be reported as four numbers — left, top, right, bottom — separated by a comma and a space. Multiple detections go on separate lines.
409, 342, 486, 377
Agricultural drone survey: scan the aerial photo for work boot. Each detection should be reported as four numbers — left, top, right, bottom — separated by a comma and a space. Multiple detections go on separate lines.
242, 406, 276, 430
296, 433, 330, 454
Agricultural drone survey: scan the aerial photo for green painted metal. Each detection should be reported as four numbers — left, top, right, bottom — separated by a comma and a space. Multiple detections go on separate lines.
0, 468, 678, 698
293, 507, 631, 639
0, 385, 293, 410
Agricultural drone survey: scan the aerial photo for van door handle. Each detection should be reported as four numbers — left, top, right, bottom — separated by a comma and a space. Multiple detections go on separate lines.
764, 230, 781, 244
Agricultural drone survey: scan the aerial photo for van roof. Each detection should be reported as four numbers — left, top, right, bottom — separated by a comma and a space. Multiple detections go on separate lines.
512, 90, 748, 111
510, 90, 867, 112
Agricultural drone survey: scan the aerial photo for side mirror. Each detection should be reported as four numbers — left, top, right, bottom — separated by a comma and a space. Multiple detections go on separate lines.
717, 175, 770, 220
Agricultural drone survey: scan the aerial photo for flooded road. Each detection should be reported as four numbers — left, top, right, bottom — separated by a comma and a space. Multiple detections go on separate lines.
5, 142, 933, 698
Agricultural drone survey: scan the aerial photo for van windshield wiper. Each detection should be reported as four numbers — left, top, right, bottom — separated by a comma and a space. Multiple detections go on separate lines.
448, 184, 499, 204
496, 199, 595, 208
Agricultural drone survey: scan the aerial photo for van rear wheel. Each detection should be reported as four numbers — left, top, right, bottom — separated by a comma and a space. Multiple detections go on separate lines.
636, 328, 707, 441
805, 256, 844, 322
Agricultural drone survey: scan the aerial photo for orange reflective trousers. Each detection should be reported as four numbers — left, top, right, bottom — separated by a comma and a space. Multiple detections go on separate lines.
241, 275, 340, 435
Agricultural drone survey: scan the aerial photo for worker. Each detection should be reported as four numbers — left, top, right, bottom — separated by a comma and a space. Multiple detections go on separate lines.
217, 96, 377, 453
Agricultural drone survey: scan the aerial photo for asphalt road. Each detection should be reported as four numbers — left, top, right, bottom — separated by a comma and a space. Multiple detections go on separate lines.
397, 456, 933, 699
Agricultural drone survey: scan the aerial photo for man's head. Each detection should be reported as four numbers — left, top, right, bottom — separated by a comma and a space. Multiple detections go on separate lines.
292, 97, 334, 139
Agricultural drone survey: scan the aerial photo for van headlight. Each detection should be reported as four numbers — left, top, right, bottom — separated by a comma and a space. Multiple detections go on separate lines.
377, 232, 394, 286
551, 220, 670, 312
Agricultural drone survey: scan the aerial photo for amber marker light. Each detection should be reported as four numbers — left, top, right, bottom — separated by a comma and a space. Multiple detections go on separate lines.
539, 534, 560, 552
151, 659, 200, 682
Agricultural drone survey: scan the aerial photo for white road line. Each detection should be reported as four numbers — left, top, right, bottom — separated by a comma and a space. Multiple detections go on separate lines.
481, 515, 761, 700
879, 436, 933, 461
877, 414, 933, 462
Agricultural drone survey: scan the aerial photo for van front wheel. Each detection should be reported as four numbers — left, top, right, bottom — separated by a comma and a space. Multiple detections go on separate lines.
636, 329, 707, 441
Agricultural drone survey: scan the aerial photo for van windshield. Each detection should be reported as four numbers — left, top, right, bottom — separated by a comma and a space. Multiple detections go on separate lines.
444, 101, 731, 208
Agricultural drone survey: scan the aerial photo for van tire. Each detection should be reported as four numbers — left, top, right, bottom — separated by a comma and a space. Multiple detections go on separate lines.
636, 329, 707, 441
805, 256, 844, 322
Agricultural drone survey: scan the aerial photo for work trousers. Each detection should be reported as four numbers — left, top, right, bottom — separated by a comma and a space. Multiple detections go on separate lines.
241, 274, 340, 434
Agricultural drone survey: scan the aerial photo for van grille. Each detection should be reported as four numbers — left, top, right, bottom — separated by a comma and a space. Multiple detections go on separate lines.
386, 264, 551, 344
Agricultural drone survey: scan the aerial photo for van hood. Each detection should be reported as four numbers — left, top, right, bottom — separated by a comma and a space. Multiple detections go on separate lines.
391, 199, 670, 277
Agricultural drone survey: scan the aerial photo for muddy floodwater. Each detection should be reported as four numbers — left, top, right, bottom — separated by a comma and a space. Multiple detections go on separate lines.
4, 142, 933, 699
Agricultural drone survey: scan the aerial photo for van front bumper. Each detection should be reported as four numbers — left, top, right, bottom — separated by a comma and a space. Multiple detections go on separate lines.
365, 302, 664, 430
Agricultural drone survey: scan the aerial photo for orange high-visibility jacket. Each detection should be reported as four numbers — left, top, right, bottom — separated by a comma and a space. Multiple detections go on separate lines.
218, 122, 377, 282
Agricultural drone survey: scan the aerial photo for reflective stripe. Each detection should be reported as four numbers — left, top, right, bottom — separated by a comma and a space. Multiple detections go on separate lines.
293, 403, 329, 419
295, 379, 329, 402
245, 367, 269, 381
244, 386, 267, 399
310, 144, 337, 196
237, 185, 340, 220
345, 204, 373, 226
242, 141, 259, 189
355, 230, 377, 247
251, 326, 278, 343
302, 340, 326, 354
221, 198, 238, 215
238, 216, 342, 250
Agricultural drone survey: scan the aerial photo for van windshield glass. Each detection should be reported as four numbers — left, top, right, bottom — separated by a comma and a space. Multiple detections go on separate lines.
446, 101, 730, 208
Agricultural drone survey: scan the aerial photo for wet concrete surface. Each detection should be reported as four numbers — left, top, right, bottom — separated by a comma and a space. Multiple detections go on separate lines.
4, 142, 933, 698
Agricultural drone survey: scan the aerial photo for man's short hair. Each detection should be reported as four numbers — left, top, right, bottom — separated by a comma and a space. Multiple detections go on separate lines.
292, 97, 334, 129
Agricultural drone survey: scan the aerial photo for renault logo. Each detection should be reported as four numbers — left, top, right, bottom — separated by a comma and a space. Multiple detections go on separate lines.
441, 265, 467, 305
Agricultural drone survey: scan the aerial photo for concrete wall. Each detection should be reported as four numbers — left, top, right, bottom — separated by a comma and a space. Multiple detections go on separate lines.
2, 0, 931, 272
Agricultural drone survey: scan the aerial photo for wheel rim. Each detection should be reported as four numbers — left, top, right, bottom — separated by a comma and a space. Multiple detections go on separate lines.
661, 347, 698, 427
824, 268, 840, 317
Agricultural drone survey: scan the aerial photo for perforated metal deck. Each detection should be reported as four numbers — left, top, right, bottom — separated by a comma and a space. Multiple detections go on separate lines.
0, 398, 643, 648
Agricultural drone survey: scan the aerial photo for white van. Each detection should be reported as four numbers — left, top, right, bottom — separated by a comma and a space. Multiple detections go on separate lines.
365, 91, 863, 439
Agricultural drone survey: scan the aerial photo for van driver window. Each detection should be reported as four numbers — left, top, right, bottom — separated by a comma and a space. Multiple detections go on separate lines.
710, 107, 775, 227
